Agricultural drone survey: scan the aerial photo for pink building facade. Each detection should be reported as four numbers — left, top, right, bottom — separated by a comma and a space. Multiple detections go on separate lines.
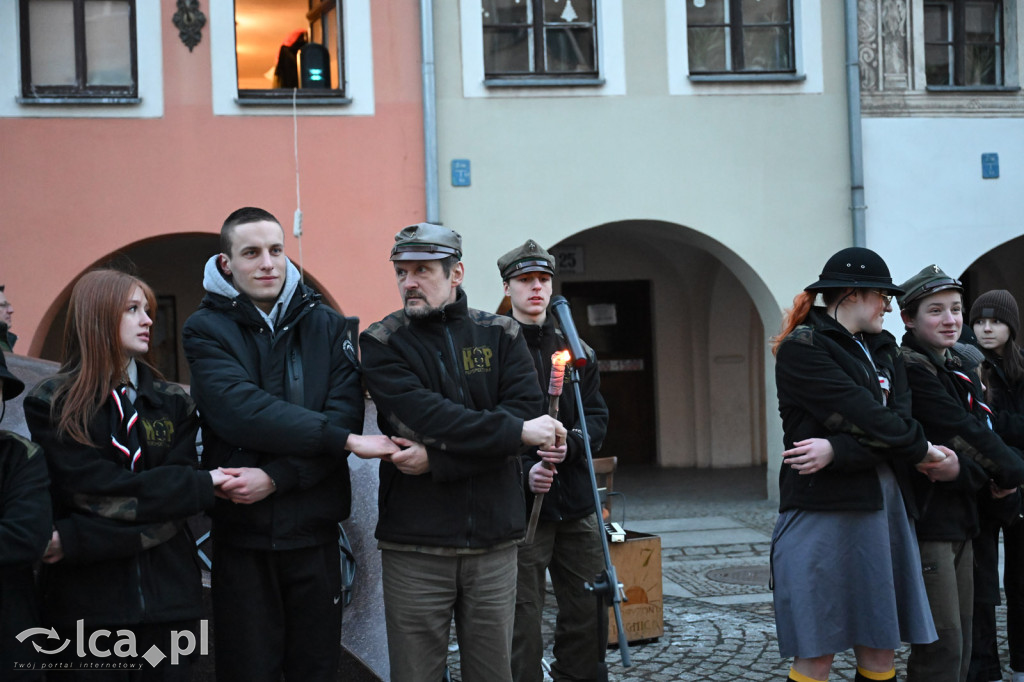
0, 1, 425, 381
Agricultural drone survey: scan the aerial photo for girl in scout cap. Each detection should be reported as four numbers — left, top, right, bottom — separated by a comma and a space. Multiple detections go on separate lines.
771, 247, 949, 682
23, 270, 228, 679
895, 267, 1024, 682
968, 289, 1024, 682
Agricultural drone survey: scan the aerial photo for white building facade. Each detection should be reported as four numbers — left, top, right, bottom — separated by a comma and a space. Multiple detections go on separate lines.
430, 0, 866, 493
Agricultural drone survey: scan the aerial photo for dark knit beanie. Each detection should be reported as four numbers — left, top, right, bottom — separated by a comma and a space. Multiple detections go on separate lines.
970, 289, 1020, 340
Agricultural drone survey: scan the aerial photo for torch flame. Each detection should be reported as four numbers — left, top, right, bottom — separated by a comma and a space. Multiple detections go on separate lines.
548, 350, 571, 397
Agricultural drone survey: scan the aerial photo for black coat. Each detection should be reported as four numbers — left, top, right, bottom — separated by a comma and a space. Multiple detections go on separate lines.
900, 333, 1012, 541
360, 289, 545, 548
24, 364, 214, 626
902, 333, 1024, 490
0, 432, 51, 669
182, 283, 363, 550
981, 349, 1024, 449
515, 314, 608, 522
975, 347, 1024, 602
775, 308, 928, 514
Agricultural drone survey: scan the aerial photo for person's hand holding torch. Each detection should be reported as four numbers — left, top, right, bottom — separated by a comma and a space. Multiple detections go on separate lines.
523, 350, 571, 544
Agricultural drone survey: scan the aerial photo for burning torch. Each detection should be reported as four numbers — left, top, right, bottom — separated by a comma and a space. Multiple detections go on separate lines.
523, 349, 571, 545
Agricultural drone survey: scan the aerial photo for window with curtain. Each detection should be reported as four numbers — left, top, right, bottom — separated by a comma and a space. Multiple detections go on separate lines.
924, 0, 1003, 86
20, 0, 137, 100
687, 0, 795, 75
482, 0, 599, 79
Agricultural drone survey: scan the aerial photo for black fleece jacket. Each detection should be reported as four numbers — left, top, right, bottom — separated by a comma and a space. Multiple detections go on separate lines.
514, 314, 608, 522
360, 289, 545, 548
900, 334, 1010, 541
775, 308, 929, 514
182, 283, 363, 550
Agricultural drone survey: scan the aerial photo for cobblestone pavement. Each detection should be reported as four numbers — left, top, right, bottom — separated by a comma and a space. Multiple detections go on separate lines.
446, 465, 1016, 681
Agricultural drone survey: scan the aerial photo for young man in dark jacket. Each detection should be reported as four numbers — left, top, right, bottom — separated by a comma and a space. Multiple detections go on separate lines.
0, 351, 49, 680
360, 223, 564, 682
497, 239, 610, 682
182, 207, 397, 682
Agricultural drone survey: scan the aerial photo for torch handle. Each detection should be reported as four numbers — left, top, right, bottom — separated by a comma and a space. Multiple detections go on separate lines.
523, 398, 560, 545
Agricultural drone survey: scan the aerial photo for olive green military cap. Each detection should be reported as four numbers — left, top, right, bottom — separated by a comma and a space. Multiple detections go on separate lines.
497, 239, 555, 280
390, 223, 462, 261
896, 264, 963, 309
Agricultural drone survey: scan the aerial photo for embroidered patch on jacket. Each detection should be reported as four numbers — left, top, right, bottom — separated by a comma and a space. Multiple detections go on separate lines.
142, 417, 175, 448
462, 346, 494, 374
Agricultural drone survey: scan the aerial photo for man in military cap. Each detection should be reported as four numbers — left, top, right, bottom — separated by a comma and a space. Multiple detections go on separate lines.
360, 223, 565, 682
499, 240, 610, 682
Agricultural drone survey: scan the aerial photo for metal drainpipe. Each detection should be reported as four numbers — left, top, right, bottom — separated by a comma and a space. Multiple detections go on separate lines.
844, 0, 867, 248
421, 0, 440, 224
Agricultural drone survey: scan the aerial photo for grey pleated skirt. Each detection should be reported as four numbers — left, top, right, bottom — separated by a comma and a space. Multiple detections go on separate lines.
771, 463, 937, 659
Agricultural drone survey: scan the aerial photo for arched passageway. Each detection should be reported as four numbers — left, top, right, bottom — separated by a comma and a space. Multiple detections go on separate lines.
517, 219, 780, 472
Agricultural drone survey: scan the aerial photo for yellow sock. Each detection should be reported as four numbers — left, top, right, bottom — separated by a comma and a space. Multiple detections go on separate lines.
856, 667, 896, 681
789, 669, 828, 682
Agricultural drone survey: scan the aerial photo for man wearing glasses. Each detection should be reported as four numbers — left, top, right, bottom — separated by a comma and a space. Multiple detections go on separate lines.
0, 285, 16, 352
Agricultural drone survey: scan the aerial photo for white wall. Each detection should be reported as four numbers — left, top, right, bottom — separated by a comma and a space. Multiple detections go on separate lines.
863, 118, 1024, 336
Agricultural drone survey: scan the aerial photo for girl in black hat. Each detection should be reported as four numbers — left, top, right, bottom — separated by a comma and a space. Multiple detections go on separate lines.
895, 268, 1024, 682
969, 289, 1024, 682
771, 247, 951, 682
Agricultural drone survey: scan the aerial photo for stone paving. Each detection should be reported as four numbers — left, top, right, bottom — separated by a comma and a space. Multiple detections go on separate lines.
445, 466, 1016, 681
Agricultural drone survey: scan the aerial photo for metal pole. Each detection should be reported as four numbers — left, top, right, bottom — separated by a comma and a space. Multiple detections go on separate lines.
420, 0, 440, 224
844, 0, 867, 247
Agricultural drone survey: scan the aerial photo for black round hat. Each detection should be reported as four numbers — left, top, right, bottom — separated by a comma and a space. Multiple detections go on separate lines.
805, 247, 904, 295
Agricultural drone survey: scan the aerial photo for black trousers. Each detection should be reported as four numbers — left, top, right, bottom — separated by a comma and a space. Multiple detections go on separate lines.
212, 542, 342, 682
970, 514, 1024, 680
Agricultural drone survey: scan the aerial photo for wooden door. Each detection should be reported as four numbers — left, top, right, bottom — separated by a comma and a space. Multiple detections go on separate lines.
560, 281, 656, 466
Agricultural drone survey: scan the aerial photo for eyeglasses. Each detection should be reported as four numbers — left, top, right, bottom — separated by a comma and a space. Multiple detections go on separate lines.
869, 290, 893, 305
0, 302, 11, 310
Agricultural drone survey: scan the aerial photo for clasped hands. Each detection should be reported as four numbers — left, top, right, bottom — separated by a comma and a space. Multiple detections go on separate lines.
783, 439, 961, 483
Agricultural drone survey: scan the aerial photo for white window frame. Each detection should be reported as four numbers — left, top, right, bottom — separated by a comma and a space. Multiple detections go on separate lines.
666, 0, 823, 96
0, 0, 163, 118
460, 0, 626, 98
210, 0, 375, 116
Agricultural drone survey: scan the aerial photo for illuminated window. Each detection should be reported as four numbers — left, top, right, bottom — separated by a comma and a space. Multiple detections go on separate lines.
234, 0, 345, 100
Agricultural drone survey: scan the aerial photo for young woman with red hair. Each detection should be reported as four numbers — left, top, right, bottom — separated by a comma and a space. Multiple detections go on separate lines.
772, 248, 954, 682
24, 269, 227, 680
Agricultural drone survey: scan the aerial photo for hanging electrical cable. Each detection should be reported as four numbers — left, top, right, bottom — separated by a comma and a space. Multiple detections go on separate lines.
292, 87, 305, 284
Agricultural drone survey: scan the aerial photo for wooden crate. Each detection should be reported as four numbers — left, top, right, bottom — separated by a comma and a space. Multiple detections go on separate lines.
607, 531, 663, 643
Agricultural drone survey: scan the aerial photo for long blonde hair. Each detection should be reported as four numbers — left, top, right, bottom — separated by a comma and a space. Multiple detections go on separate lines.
52, 269, 158, 446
